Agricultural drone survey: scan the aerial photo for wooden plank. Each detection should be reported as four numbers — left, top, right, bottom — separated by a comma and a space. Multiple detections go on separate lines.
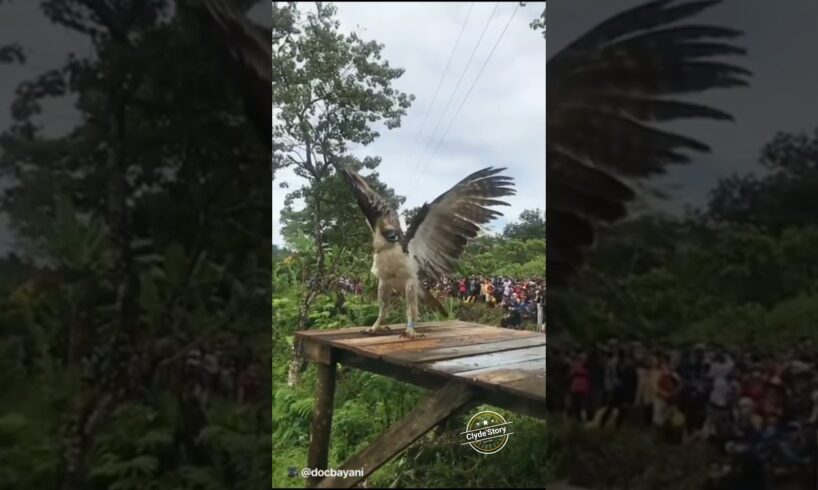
333, 335, 544, 394
315, 380, 475, 488
334, 328, 534, 357
296, 320, 472, 339
504, 372, 546, 400
359, 330, 529, 356
296, 323, 476, 354
331, 333, 521, 367
481, 391, 547, 420
336, 350, 448, 391
334, 350, 546, 420
306, 361, 337, 487
333, 325, 493, 347
429, 346, 546, 374
455, 359, 545, 387
390, 336, 546, 363
296, 325, 376, 337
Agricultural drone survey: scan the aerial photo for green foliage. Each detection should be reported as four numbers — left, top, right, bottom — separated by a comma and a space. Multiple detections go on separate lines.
0, 412, 58, 489
0, 1, 271, 488
458, 235, 545, 279
272, 272, 545, 487
707, 128, 818, 231
370, 410, 546, 488
562, 221, 818, 345
272, 351, 548, 488
548, 418, 711, 490
85, 400, 269, 490
502, 208, 545, 241
452, 300, 506, 326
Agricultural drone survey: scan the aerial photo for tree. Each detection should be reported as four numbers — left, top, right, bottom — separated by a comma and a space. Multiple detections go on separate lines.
401, 205, 423, 229
280, 156, 404, 259
530, 6, 545, 37
0, 1, 270, 488
706, 128, 818, 231
272, 2, 413, 385
503, 208, 545, 241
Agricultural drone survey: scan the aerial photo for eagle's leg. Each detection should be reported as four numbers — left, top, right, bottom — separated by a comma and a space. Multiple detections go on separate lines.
363, 281, 392, 334
400, 280, 424, 339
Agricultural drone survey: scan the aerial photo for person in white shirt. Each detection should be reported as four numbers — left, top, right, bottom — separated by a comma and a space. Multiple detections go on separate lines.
710, 376, 731, 408
707, 352, 734, 380
704, 372, 734, 440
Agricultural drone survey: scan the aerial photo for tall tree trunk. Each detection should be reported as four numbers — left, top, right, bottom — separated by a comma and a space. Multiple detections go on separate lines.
59, 93, 136, 490
288, 178, 325, 386
287, 287, 316, 386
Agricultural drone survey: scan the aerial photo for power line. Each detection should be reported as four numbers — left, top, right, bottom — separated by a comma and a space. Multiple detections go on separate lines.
406, 2, 501, 194
406, 2, 475, 165
421, 3, 520, 178
409, 1, 500, 191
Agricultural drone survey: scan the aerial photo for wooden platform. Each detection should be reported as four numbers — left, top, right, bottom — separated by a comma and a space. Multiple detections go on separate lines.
297, 320, 545, 417
295, 320, 545, 488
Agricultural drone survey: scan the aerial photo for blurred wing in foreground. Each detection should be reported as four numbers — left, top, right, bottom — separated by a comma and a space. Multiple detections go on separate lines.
547, 0, 750, 287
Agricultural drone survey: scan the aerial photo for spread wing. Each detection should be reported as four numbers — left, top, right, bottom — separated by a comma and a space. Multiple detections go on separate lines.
192, 0, 271, 150
405, 167, 515, 279
547, 0, 750, 287
339, 166, 403, 235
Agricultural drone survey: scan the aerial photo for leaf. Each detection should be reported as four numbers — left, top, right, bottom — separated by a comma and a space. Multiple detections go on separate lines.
163, 243, 188, 288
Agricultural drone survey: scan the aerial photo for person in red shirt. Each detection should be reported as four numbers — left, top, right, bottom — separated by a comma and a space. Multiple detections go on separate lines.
741, 369, 766, 405
657, 358, 682, 404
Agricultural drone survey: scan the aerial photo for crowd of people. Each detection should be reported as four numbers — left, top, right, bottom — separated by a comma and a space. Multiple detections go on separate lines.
336, 274, 545, 330
337, 277, 364, 295
82, 345, 262, 405
429, 276, 545, 330
181, 348, 262, 404
548, 339, 818, 488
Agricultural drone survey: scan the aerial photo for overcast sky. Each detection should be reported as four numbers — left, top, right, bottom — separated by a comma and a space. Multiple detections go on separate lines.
549, 0, 818, 214
273, 2, 547, 246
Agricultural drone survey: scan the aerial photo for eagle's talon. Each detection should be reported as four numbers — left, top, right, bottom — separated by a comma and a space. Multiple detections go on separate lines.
362, 325, 392, 336
400, 326, 424, 339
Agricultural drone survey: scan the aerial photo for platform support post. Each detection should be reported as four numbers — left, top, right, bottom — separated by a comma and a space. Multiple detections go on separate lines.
307, 359, 336, 487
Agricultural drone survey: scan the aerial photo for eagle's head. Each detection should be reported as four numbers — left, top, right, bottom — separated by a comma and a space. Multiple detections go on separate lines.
372, 215, 402, 252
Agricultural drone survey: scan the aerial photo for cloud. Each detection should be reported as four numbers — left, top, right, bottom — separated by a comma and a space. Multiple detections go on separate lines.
274, 2, 546, 246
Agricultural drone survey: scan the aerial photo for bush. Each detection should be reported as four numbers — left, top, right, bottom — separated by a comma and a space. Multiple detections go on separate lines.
453, 301, 505, 326
548, 418, 713, 490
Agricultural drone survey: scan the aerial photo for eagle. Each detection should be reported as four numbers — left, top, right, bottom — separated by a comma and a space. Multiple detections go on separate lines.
341, 166, 515, 339
548, 0, 750, 288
